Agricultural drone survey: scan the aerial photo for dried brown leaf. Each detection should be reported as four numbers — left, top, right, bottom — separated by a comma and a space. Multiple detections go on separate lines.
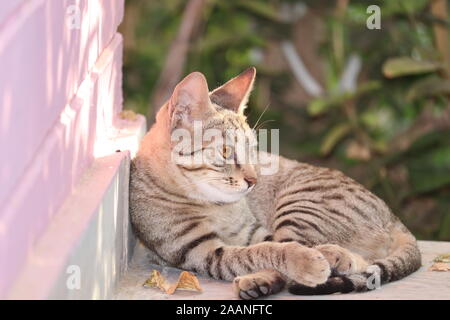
143, 270, 171, 293
428, 262, 450, 272
433, 253, 450, 263
174, 271, 203, 292
143, 270, 202, 294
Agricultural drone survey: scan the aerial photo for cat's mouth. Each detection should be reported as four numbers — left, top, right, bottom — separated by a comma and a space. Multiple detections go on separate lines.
245, 184, 255, 193
218, 183, 254, 196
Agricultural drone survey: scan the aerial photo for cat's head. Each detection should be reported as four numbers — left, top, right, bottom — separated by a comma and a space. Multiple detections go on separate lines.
153, 68, 258, 204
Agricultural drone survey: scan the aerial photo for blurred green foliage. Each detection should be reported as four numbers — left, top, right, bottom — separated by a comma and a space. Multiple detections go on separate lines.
121, 0, 450, 241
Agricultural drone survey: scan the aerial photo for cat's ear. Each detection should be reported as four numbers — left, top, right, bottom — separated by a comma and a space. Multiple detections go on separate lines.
210, 67, 256, 114
168, 71, 213, 130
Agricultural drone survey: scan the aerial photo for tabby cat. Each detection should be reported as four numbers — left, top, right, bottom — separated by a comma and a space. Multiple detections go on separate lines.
130, 68, 421, 299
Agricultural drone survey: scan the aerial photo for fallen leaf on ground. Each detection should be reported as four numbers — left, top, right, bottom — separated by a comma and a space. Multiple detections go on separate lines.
143, 270, 202, 294
428, 262, 450, 272
143, 270, 170, 292
174, 271, 203, 293
433, 253, 450, 263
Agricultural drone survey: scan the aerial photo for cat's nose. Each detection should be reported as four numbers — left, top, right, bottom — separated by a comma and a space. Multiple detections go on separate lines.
244, 176, 257, 188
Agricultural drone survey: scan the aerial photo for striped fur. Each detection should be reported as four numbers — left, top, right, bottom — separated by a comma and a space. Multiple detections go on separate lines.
130, 69, 421, 299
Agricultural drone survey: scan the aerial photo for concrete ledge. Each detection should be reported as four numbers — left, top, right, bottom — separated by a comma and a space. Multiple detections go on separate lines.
8, 151, 135, 299
115, 241, 450, 300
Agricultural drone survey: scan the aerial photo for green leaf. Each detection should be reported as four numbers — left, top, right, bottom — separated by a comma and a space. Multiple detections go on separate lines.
235, 0, 285, 23
385, 130, 450, 166
320, 123, 352, 156
383, 57, 441, 78
307, 81, 381, 116
406, 76, 450, 101
408, 130, 450, 155
382, 0, 429, 16
408, 145, 450, 194
438, 209, 450, 240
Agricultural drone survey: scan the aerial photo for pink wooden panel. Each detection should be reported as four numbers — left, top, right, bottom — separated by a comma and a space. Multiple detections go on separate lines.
0, 0, 24, 25
0, 0, 124, 209
0, 0, 125, 297
0, 35, 124, 296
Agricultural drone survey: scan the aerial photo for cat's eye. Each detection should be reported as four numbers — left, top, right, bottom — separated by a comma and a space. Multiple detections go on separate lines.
222, 145, 233, 159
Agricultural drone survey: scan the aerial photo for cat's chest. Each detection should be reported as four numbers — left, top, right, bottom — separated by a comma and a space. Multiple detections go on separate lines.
206, 198, 256, 246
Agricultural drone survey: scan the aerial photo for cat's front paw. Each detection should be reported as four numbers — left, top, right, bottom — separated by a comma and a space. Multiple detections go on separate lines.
315, 244, 369, 276
233, 269, 286, 300
283, 242, 331, 287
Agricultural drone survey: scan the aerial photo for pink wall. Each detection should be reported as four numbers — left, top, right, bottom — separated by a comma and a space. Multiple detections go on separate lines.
0, 0, 125, 297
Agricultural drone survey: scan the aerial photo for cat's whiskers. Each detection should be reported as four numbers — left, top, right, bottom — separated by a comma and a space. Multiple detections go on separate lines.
252, 103, 270, 131
255, 119, 276, 131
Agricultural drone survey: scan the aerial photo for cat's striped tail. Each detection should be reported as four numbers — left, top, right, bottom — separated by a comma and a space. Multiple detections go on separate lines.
288, 223, 422, 295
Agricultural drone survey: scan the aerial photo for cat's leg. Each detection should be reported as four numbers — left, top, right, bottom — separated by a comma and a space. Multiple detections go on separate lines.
315, 244, 369, 276
167, 238, 330, 289
285, 244, 370, 296
232, 269, 286, 300
229, 229, 286, 299
269, 205, 369, 277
